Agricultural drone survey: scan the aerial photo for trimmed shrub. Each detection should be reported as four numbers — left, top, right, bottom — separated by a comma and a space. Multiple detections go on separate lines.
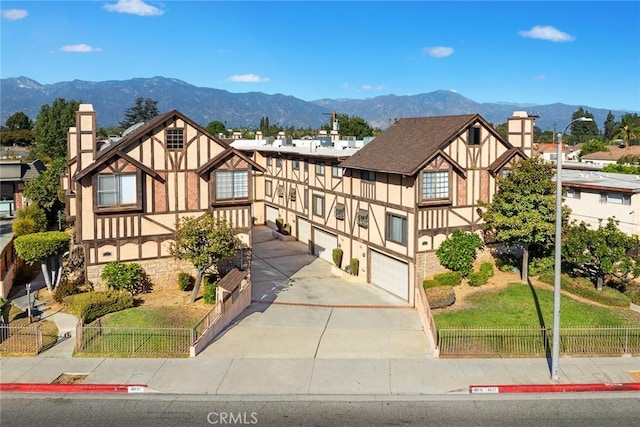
12, 205, 48, 236
349, 258, 359, 276
332, 248, 343, 267
529, 256, 555, 276
100, 262, 150, 295
433, 271, 462, 287
53, 278, 81, 303
177, 272, 193, 291
203, 279, 218, 304
63, 290, 134, 324
426, 286, 456, 309
14, 231, 70, 263
435, 230, 484, 277
468, 271, 490, 287
423, 279, 441, 289
276, 217, 284, 233
283, 223, 291, 235
479, 262, 495, 277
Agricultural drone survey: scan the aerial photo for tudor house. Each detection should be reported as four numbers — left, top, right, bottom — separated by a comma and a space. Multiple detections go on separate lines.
233, 111, 535, 305
61, 104, 264, 288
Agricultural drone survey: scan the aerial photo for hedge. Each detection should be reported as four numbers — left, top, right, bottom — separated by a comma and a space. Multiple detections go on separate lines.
14, 231, 70, 263
63, 290, 134, 324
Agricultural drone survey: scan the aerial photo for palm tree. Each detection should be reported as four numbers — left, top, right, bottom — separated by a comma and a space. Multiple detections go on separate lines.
613, 115, 640, 148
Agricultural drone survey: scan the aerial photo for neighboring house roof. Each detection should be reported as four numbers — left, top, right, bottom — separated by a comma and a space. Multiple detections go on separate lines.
581, 146, 640, 161
533, 143, 570, 156
340, 114, 510, 176
561, 169, 640, 193
74, 110, 263, 180
21, 159, 45, 181
487, 148, 527, 175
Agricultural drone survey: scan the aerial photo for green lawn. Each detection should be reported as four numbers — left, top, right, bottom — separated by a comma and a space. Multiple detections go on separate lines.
434, 282, 640, 328
101, 306, 206, 327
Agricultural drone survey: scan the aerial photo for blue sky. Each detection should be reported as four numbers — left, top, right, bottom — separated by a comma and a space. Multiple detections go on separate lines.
1, 1, 639, 111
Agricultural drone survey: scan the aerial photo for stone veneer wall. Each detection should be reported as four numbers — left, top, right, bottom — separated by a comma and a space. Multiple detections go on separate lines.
87, 257, 197, 291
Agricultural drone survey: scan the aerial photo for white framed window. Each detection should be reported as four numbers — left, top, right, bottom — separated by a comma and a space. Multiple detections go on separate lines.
97, 174, 137, 207
215, 170, 248, 200
312, 195, 324, 216
602, 192, 631, 205
315, 162, 325, 176
386, 214, 407, 245
292, 159, 300, 170
332, 164, 343, 178
265, 180, 272, 197
422, 171, 449, 200
566, 188, 581, 199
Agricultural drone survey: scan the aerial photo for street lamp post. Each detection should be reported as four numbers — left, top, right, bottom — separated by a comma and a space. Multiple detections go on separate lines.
551, 116, 593, 380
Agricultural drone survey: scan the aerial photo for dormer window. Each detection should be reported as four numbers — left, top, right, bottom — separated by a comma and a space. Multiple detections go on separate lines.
468, 127, 481, 146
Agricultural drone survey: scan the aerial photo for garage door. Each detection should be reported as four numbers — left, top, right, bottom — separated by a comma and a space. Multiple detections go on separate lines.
312, 227, 337, 263
297, 216, 309, 245
370, 250, 409, 301
266, 205, 279, 229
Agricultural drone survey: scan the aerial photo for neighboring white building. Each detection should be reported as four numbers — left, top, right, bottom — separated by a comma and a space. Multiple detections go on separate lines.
562, 169, 640, 236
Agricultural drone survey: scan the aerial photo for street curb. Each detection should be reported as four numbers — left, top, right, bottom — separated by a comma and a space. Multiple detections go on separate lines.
469, 383, 640, 394
0, 383, 148, 393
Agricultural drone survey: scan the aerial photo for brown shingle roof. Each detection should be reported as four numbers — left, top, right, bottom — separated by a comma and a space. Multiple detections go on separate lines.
581, 146, 640, 161
341, 114, 492, 175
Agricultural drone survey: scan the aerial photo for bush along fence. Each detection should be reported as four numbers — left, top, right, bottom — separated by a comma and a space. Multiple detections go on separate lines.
74, 268, 250, 358
0, 323, 43, 355
438, 325, 640, 358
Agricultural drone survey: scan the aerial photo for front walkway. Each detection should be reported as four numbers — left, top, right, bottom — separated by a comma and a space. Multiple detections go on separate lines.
199, 226, 432, 359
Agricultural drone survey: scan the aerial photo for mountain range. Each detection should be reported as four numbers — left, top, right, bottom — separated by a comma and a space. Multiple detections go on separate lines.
1, 76, 635, 132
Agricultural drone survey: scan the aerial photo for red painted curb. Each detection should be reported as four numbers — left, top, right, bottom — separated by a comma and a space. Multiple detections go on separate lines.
469, 383, 640, 394
0, 383, 147, 393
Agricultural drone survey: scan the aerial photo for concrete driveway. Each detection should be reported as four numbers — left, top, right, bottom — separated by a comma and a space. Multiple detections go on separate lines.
199, 226, 431, 359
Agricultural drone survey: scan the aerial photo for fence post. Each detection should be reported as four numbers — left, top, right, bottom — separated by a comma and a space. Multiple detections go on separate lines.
624, 327, 629, 355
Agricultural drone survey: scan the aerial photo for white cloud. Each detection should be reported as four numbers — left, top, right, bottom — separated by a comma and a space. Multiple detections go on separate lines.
533, 74, 546, 80
103, 0, 164, 17
361, 84, 385, 91
1, 9, 28, 20
227, 74, 269, 83
519, 25, 575, 42
60, 44, 102, 53
423, 46, 454, 58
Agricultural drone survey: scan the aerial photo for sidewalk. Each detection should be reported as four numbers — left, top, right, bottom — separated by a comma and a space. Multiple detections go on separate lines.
1, 353, 638, 395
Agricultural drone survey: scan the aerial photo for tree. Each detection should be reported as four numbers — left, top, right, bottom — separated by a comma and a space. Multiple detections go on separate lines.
170, 213, 241, 303
323, 114, 375, 140
119, 97, 159, 129
12, 204, 48, 236
0, 129, 35, 147
570, 107, 599, 144
578, 140, 608, 158
5, 112, 33, 130
613, 113, 640, 148
23, 158, 66, 224
32, 98, 80, 161
563, 218, 639, 291
603, 111, 616, 141
206, 120, 227, 137
480, 157, 565, 283
436, 230, 485, 276
14, 231, 70, 292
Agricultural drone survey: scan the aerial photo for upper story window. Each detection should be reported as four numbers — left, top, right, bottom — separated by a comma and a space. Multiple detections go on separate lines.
468, 127, 481, 146
312, 195, 325, 216
289, 187, 296, 202
97, 173, 137, 207
566, 188, 581, 199
332, 164, 343, 178
422, 171, 449, 200
386, 213, 407, 245
215, 170, 248, 200
601, 192, 631, 205
166, 129, 184, 150
276, 157, 283, 168
335, 203, 345, 220
265, 180, 272, 197
266, 156, 272, 166
292, 159, 300, 170
316, 162, 325, 176
362, 170, 375, 181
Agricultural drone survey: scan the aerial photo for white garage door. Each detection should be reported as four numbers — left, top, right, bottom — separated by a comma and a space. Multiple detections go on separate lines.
266, 205, 279, 229
297, 217, 309, 245
313, 227, 337, 263
370, 250, 409, 301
